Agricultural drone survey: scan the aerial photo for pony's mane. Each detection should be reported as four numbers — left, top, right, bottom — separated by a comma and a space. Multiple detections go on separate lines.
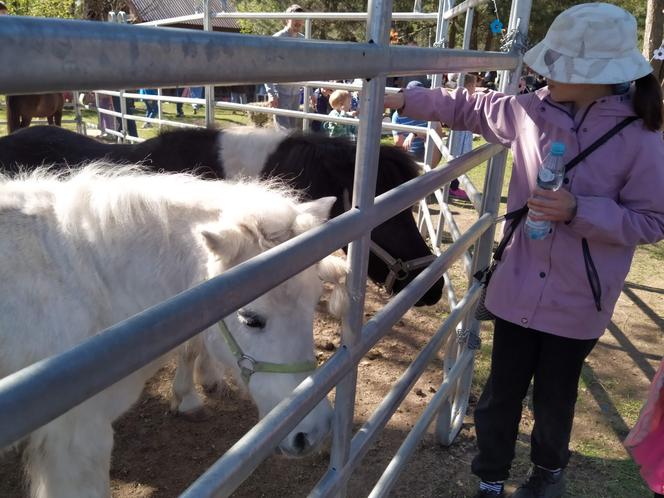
264, 133, 421, 197
1, 163, 303, 242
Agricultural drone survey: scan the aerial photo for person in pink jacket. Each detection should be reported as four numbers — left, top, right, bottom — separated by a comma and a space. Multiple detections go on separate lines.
625, 358, 664, 497
385, 3, 664, 497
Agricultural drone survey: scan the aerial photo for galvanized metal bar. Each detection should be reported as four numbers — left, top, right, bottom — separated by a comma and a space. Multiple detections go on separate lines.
0, 17, 518, 95
118, 89, 128, 142
446, 2, 475, 160
435, 0, 533, 447
72, 91, 84, 134
212, 12, 438, 21
310, 219, 489, 498
368, 347, 476, 498
302, 18, 313, 131
329, 2, 391, 496
156, 87, 163, 131
458, 173, 483, 212
442, 0, 489, 20
203, 0, 216, 128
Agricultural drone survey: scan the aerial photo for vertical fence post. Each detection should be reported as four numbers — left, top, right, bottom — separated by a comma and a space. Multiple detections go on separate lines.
302, 17, 313, 132
119, 89, 128, 142
157, 87, 163, 131
328, 1, 392, 497
434, 0, 475, 446
435, 0, 532, 446
203, 0, 215, 129
72, 91, 84, 134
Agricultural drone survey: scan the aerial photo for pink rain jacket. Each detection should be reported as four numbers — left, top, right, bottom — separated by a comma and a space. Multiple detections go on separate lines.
403, 86, 664, 339
625, 359, 664, 494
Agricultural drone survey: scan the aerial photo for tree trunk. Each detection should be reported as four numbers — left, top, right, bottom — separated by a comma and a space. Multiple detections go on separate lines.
448, 18, 457, 48
643, 0, 664, 85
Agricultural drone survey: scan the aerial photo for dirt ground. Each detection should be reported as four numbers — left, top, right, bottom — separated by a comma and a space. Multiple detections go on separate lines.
1, 201, 662, 498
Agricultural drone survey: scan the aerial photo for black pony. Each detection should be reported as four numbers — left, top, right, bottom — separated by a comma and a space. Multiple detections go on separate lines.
0, 125, 444, 306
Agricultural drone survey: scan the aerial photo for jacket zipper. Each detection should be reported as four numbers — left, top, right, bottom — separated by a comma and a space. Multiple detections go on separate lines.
582, 238, 602, 311
543, 99, 597, 131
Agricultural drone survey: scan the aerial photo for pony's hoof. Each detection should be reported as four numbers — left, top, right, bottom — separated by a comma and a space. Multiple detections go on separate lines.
177, 406, 213, 422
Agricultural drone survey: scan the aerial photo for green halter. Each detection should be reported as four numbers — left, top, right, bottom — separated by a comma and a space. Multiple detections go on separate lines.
217, 321, 318, 385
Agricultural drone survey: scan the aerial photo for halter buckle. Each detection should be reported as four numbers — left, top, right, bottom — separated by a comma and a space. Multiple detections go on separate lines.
390, 259, 409, 281
237, 354, 257, 380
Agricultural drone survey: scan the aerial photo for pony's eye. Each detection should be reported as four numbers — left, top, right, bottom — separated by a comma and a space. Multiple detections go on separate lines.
237, 308, 266, 329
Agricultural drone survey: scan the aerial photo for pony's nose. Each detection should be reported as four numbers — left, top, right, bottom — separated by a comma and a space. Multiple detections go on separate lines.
279, 431, 314, 457
293, 432, 309, 453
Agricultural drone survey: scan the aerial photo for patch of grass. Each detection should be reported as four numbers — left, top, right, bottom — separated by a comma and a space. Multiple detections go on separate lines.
569, 440, 650, 498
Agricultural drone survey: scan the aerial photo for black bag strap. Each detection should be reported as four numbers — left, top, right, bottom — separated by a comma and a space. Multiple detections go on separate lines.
490, 116, 638, 263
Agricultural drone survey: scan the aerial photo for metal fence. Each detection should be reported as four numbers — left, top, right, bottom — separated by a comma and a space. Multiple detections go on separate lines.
0, 0, 531, 495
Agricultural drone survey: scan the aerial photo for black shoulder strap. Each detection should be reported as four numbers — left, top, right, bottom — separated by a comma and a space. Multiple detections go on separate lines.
491, 116, 638, 262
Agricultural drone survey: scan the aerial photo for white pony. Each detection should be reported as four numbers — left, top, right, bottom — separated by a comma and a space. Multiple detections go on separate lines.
0, 165, 346, 498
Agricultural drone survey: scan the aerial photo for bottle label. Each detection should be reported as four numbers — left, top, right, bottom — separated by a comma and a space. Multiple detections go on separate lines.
538, 168, 555, 183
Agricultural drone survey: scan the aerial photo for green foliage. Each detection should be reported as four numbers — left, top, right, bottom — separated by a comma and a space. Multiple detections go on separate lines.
233, 0, 650, 52
6, 0, 77, 17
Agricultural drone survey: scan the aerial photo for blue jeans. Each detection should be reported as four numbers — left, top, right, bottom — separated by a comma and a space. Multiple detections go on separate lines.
111, 96, 138, 137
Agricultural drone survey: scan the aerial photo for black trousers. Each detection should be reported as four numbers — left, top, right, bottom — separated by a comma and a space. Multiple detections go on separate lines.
471, 318, 597, 482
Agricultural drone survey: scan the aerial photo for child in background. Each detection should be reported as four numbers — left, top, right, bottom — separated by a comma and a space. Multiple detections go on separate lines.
392, 81, 429, 161
625, 357, 664, 497
324, 90, 357, 139
448, 74, 478, 201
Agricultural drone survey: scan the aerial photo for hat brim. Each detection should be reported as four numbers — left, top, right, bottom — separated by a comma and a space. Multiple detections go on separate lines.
524, 40, 653, 84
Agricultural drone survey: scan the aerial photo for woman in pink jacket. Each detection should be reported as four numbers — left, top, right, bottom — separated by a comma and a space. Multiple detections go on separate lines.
385, 3, 664, 497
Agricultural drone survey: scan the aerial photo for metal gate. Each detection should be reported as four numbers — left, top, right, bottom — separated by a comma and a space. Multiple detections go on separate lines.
0, 0, 531, 495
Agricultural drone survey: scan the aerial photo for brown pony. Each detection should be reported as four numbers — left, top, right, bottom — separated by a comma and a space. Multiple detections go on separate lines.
6, 93, 64, 133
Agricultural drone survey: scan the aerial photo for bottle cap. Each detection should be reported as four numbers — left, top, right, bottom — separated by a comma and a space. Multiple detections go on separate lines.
551, 142, 565, 156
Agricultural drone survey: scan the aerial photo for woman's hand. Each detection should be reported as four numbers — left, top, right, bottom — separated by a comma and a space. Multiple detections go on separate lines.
384, 92, 405, 110
527, 188, 577, 222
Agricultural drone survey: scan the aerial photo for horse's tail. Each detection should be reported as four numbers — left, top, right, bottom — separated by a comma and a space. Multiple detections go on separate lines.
6, 96, 21, 134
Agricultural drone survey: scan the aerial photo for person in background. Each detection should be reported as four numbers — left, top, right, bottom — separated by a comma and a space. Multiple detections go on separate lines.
324, 89, 357, 139
310, 86, 332, 133
625, 356, 664, 498
392, 81, 429, 162
111, 94, 138, 138
138, 88, 158, 128
448, 74, 477, 201
175, 87, 185, 118
0, 1, 8, 14
189, 86, 204, 114
264, 4, 306, 130
384, 4, 664, 497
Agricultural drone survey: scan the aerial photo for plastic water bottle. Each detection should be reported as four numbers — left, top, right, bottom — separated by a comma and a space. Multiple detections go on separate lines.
525, 142, 566, 240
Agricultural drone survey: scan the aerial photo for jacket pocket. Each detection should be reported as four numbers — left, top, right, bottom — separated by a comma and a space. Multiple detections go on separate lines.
582, 238, 602, 311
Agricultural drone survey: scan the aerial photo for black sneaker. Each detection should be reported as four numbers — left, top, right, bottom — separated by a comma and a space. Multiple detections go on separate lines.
512, 466, 565, 498
473, 490, 504, 498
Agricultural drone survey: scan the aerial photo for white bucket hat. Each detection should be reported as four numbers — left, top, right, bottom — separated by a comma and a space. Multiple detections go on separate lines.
523, 3, 652, 84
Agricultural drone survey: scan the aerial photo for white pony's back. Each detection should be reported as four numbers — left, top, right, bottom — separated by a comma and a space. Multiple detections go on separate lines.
0, 165, 299, 375
0, 164, 341, 497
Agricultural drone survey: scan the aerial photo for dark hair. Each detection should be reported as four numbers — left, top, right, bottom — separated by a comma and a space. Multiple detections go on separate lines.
633, 73, 663, 131
0, 1, 7, 10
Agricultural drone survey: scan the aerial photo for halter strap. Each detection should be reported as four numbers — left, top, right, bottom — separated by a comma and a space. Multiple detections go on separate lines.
217, 321, 318, 385
371, 240, 436, 294
342, 189, 436, 294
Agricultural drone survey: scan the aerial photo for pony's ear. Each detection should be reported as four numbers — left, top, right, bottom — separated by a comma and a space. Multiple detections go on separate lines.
199, 223, 248, 266
293, 196, 336, 233
318, 254, 349, 319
